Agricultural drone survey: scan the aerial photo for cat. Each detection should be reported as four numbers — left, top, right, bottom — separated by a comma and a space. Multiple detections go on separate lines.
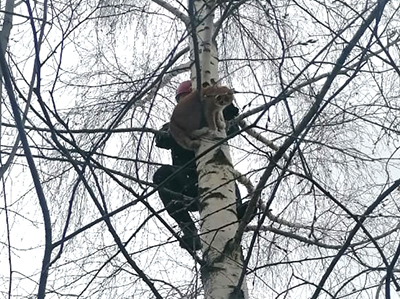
169, 85, 234, 151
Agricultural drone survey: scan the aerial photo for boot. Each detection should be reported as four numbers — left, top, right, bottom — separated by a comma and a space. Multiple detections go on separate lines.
180, 225, 202, 251
181, 233, 202, 251
237, 201, 257, 222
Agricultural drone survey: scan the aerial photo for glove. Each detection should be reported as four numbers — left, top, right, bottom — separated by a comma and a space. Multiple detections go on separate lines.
223, 104, 239, 121
155, 123, 173, 149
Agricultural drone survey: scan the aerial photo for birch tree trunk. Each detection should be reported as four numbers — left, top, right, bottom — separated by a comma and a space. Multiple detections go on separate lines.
190, 1, 248, 298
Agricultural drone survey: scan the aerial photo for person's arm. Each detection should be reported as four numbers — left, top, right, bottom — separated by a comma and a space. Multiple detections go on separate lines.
155, 123, 174, 149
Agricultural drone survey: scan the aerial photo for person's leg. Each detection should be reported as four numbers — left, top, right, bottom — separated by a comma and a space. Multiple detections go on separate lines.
179, 168, 200, 211
153, 166, 201, 250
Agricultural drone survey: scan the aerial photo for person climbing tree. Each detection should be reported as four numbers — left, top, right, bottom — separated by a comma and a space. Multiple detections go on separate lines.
153, 80, 248, 251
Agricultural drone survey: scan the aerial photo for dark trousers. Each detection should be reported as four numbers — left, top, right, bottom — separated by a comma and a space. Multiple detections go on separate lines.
153, 165, 244, 236
153, 165, 200, 238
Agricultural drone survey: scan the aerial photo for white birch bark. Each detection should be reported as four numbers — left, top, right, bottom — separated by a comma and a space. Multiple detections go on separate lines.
189, 1, 248, 298
196, 135, 249, 299
190, 0, 218, 85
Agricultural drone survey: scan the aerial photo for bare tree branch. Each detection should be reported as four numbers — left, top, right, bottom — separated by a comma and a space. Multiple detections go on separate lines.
152, 0, 190, 25
0, 25, 52, 299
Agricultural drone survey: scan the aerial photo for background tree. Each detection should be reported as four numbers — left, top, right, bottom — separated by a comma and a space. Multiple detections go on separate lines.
1, 0, 400, 298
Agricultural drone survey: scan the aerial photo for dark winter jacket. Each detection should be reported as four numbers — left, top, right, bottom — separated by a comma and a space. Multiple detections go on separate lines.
155, 104, 240, 168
